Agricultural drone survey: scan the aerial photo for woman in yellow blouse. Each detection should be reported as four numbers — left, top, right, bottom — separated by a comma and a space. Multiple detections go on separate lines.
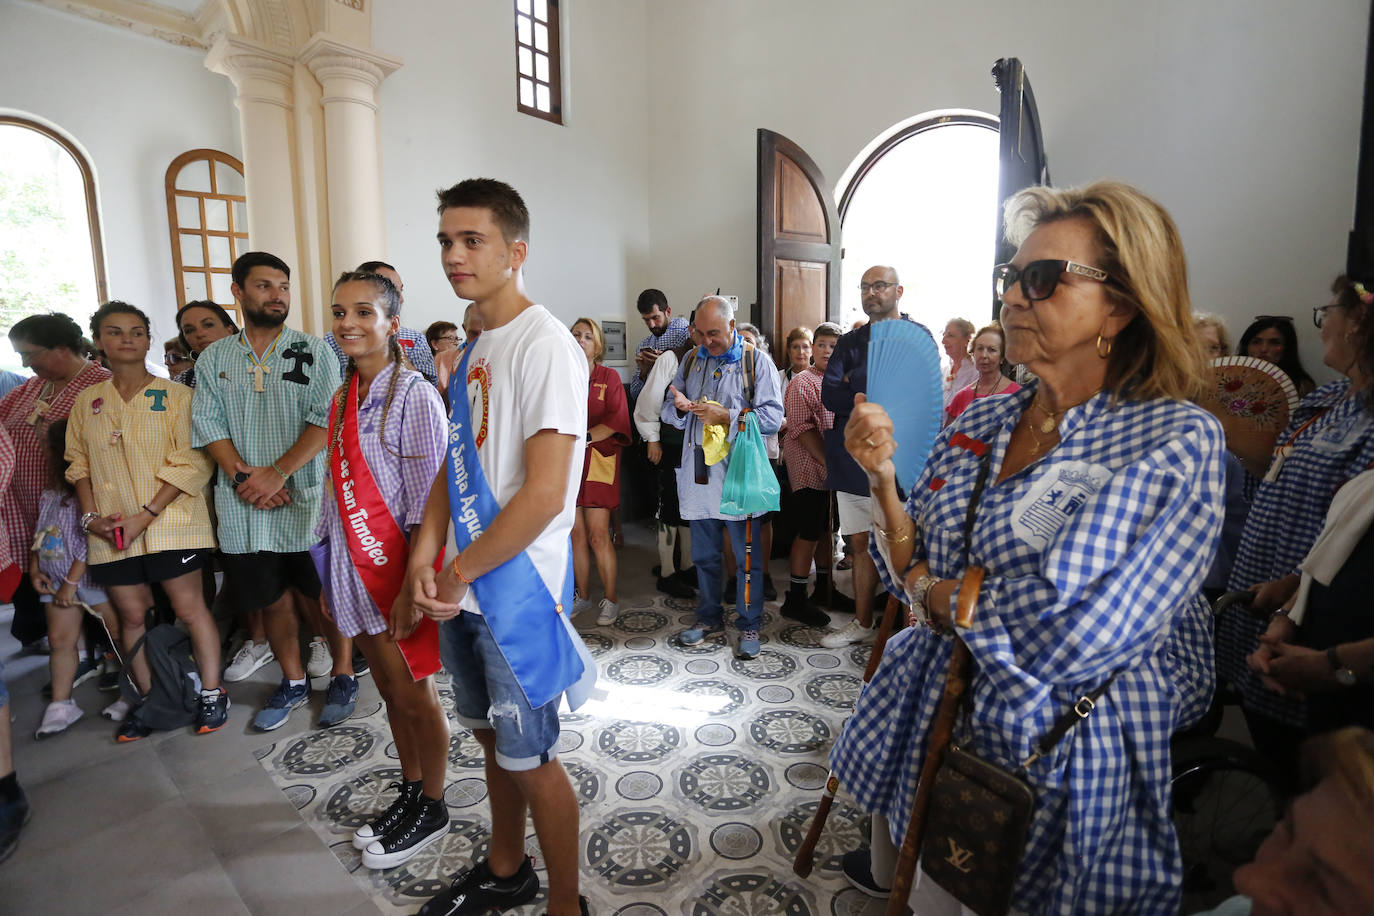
66, 302, 224, 742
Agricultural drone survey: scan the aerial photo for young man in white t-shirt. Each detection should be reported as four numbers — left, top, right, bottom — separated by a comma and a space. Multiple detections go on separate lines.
410, 179, 590, 916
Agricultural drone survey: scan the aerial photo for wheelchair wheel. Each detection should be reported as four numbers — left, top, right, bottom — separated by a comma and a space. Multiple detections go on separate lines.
1171, 736, 1284, 911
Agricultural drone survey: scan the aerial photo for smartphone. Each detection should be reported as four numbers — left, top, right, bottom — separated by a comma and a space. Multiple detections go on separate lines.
694, 445, 709, 485
113, 527, 124, 550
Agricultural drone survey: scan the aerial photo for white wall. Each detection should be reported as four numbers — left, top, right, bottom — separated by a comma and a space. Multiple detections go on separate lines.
0, 0, 241, 346
374, 0, 652, 374
645, 0, 1367, 384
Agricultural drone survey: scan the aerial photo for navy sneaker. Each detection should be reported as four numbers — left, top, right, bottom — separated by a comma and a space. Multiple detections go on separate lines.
418, 855, 539, 915
318, 675, 358, 728
196, 687, 231, 734
252, 679, 310, 732
736, 629, 761, 660
0, 784, 31, 865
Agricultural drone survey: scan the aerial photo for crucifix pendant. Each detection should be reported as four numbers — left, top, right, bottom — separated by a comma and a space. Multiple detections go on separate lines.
26, 400, 49, 426
252, 365, 267, 392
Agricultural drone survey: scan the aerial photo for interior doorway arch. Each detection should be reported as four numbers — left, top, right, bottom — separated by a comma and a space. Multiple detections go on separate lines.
835, 111, 998, 341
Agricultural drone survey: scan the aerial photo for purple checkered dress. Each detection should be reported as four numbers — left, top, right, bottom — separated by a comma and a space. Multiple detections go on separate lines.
830, 386, 1223, 915
315, 365, 447, 637
1217, 378, 1374, 726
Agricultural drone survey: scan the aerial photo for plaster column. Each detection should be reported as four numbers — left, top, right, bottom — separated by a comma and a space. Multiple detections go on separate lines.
205, 36, 305, 327
300, 35, 400, 282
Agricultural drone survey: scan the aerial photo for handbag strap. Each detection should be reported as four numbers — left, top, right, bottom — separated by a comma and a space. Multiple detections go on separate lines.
953, 437, 1118, 770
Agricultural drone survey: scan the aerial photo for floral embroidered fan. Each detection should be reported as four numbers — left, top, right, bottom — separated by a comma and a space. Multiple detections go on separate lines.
1199, 356, 1299, 478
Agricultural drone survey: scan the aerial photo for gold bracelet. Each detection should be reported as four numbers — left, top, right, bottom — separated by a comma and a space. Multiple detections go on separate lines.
878, 524, 911, 544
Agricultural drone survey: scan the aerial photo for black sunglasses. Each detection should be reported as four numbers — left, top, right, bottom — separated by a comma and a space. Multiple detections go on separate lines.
993, 259, 1116, 303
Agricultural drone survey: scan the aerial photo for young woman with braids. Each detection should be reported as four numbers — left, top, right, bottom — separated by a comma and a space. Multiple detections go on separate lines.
315, 271, 452, 869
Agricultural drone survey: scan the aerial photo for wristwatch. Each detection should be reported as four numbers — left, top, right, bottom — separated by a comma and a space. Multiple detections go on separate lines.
1327, 646, 1358, 687
230, 470, 250, 490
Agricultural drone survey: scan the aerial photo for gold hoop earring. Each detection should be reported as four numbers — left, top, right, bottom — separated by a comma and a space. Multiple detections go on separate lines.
1096, 334, 1113, 359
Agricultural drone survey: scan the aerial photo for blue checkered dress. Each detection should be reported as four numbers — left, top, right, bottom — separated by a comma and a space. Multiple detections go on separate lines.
830, 385, 1224, 915
1217, 379, 1374, 726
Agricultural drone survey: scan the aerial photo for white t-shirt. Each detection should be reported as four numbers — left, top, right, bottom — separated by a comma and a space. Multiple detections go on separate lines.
445, 304, 588, 615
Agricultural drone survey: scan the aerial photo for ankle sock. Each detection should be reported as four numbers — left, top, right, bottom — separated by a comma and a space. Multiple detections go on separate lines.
200, 686, 221, 699
288, 678, 307, 689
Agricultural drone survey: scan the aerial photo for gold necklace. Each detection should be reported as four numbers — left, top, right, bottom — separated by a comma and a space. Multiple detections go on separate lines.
1029, 397, 1063, 433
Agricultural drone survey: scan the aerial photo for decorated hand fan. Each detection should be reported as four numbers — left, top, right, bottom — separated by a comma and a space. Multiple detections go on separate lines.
867, 320, 945, 493
1198, 356, 1299, 478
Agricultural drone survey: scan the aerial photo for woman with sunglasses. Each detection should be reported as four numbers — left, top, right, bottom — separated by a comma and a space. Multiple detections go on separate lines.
831, 181, 1223, 912
1215, 276, 1374, 785
1238, 315, 1316, 398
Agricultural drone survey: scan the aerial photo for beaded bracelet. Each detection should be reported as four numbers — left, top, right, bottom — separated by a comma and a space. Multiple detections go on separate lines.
451, 554, 475, 585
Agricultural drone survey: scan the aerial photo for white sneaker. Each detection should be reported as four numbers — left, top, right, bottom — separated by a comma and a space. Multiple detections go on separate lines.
224, 640, 275, 682
306, 637, 333, 679
596, 599, 619, 626
102, 697, 132, 722
819, 619, 875, 649
36, 700, 83, 738
571, 593, 593, 617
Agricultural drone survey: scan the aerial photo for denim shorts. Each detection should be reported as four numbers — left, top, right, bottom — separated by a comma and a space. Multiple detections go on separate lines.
439, 611, 561, 772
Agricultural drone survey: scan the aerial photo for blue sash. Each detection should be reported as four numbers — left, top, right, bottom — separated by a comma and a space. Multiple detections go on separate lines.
446, 343, 596, 711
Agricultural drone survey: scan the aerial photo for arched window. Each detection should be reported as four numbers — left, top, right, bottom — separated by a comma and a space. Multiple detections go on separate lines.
165, 149, 248, 319
836, 112, 999, 336
0, 114, 107, 368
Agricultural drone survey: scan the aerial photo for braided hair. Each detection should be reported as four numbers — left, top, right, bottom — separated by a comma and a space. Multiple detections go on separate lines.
327, 271, 416, 461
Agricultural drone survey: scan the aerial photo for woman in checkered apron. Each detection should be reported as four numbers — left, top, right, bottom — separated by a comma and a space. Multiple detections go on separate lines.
834, 181, 1225, 914
1217, 276, 1374, 785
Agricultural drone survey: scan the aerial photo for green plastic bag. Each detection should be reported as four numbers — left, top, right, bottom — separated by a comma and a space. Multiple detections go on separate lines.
720, 412, 781, 516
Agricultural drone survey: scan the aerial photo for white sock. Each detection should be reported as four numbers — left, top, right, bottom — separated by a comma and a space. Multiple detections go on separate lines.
657, 525, 676, 575
679, 525, 692, 565
200, 686, 220, 698
288, 678, 306, 688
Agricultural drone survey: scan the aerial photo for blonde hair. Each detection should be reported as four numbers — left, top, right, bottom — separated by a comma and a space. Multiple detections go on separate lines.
1193, 312, 1232, 356
1004, 180, 1204, 402
946, 318, 975, 339
572, 317, 605, 363
1302, 727, 1374, 812
785, 326, 813, 347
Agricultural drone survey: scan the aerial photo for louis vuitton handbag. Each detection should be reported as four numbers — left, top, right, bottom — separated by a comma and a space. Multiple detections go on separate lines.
918, 676, 1116, 916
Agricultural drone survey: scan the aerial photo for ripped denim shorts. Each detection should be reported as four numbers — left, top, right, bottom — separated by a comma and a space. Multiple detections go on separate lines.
438, 611, 562, 772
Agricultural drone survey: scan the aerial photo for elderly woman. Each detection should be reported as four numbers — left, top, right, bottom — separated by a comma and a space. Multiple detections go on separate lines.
941, 318, 978, 406
832, 181, 1223, 912
1218, 276, 1374, 779
1, 314, 110, 645
943, 321, 1020, 426
1194, 312, 1232, 360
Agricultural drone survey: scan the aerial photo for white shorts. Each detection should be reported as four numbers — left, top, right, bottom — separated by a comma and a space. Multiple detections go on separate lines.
836, 492, 873, 537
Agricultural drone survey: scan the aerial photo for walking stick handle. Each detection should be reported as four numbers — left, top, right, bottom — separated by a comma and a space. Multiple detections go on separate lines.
885, 564, 984, 915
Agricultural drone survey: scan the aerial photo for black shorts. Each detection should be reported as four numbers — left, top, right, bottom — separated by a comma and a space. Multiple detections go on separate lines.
89, 549, 207, 587
787, 487, 829, 542
219, 550, 321, 609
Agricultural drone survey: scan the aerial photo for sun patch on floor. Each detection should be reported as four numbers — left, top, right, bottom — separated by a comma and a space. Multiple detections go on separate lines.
255, 593, 887, 914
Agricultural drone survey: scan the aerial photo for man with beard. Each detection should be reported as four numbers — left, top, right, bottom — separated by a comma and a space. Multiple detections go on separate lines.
192, 251, 342, 731
819, 265, 932, 648
629, 289, 690, 400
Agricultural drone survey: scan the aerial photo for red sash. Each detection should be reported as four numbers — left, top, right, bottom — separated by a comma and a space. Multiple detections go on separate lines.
329, 374, 441, 679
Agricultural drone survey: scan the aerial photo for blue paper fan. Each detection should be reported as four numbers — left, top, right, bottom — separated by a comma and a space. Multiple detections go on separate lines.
867, 320, 944, 493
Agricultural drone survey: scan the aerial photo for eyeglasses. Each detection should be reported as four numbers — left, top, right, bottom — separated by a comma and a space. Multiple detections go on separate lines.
436, 334, 459, 343
858, 281, 898, 294
993, 260, 1115, 303
1313, 304, 1340, 329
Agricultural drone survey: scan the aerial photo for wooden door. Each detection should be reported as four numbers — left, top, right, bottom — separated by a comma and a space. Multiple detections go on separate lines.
992, 58, 1050, 272
757, 129, 842, 365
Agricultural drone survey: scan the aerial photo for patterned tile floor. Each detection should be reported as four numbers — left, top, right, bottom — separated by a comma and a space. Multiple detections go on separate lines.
256, 590, 888, 915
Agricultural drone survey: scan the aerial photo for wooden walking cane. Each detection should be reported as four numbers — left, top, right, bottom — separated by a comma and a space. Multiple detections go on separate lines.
884, 564, 985, 914
792, 591, 903, 877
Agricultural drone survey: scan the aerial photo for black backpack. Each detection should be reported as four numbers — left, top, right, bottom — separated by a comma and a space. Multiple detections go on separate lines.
121, 622, 201, 731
